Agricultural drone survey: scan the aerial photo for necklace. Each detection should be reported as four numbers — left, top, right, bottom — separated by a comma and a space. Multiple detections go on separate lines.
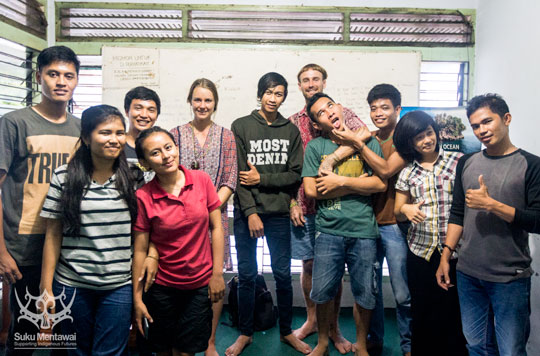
190, 121, 212, 170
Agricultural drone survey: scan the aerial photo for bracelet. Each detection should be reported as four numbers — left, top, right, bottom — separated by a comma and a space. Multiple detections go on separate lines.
290, 200, 298, 208
442, 244, 456, 253
146, 255, 159, 261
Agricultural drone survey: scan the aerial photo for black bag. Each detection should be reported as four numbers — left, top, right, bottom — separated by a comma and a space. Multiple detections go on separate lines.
227, 274, 278, 331
227, 276, 240, 327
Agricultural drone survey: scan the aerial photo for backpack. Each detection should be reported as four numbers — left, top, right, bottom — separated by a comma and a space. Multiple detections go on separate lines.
227, 274, 278, 331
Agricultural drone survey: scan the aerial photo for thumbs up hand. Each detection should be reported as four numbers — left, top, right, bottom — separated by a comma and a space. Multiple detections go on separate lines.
401, 200, 427, 224
466, 175, 491, 210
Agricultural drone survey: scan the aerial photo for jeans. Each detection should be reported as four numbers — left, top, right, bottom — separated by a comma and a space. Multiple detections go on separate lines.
6, 265, 41, 356
234, 211, 293, 336
311, 232, 378, 309
290, 213, 316, 260
457, 271, 531, 356
53, 280, 133, 356
369, 224, 412, 354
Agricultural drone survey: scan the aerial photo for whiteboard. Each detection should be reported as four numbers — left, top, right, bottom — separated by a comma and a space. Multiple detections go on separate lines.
102, 46, 420, 131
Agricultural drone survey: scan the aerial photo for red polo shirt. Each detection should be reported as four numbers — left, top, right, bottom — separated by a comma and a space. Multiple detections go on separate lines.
134, 165, 221, 290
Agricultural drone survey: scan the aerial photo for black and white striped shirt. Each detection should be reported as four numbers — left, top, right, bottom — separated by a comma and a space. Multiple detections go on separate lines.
40, 165, 132, 290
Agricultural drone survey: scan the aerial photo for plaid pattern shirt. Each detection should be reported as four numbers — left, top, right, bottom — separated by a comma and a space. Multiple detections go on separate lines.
289, 106, 366, 215
395, 150, 462, 261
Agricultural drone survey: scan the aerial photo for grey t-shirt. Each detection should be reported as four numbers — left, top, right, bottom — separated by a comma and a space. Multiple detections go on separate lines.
0, 107, 80, 266
449, 149, 540, 283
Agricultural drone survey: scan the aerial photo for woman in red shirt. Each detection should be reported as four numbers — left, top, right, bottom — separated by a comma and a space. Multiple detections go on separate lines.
132, 127, 225, 356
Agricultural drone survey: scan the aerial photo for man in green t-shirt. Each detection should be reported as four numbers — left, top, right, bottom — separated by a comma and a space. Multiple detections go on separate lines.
301, 93, 386, 356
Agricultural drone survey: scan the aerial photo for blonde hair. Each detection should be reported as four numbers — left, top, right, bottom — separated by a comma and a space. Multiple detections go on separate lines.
187, 78, 219, 111
297, 63, 328, 83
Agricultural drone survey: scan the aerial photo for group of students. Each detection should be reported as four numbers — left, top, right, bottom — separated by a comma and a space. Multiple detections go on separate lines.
0, 45, 538, 356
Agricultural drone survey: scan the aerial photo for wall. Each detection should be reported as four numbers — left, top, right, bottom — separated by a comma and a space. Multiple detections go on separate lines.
101, 47, 420, 130
475, 0, 540, 354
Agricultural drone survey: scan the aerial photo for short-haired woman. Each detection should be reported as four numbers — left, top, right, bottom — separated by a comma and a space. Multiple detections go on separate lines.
393, 111, 467, 356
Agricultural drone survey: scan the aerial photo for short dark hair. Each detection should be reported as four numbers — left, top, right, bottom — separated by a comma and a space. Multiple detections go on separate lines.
135, 126, 176, 161
394, 110, 440, 163
124, 86, 161, 115
466, 93, 509, 119
367, 84, 402, 108
37, 46, 80, 74
257, 72, 288, 101
306, 92, 335, 122
297, 63, 328, 82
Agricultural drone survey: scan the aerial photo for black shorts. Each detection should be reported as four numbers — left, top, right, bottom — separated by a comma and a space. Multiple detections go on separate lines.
143, 284, 212, 353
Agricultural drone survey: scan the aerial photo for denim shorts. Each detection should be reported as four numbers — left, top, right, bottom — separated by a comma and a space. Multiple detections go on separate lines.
310, 231, 379, 309
290, 214, 316, 260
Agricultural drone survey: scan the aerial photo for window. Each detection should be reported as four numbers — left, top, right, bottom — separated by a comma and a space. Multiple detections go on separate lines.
0, 38, 35, 117
71, 56, 103, 117
60, 8, 182, 39
0, 0, 46, 39
227, 204, 302, 274
419, 61, 469, 107
189, 10, 343, 42
350, 12, 473, 45
58, 4, 474, 46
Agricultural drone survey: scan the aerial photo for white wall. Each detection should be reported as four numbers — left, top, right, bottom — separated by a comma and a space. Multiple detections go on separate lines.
475, 0, 540, 154
475, 0, 540, 354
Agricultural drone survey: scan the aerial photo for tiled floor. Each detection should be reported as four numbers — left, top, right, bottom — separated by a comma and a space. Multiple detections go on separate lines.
1, 307, 402, 356
205, 307, 402, 356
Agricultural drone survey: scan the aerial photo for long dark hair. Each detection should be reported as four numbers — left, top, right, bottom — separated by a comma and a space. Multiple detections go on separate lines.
61, 105, 137, 236
394, 110, 440, 163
